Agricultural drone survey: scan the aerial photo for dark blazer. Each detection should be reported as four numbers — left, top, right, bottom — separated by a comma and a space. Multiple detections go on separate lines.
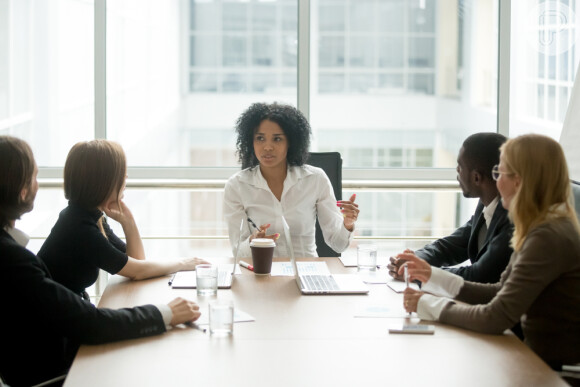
415, 200, 513, 283
0, 230, 166, 387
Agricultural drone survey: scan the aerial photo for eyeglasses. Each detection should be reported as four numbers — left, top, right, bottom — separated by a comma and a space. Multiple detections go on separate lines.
491, 165, 512, 181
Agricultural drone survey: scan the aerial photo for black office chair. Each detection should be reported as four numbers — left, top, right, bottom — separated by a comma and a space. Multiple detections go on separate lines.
240, 152, 343, 257
306, 152, 343, 257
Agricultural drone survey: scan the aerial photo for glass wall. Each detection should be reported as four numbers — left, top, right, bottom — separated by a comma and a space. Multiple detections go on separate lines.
106, 0, 298, 168
510, 0, 580, 138
0, 0, 95, 167
2, 0, 579, 258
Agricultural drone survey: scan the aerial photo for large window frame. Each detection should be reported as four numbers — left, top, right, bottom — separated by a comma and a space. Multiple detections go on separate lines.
36, 0, 510, 189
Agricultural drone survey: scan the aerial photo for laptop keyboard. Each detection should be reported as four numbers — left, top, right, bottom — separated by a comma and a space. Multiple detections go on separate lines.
301, 275, 339, 291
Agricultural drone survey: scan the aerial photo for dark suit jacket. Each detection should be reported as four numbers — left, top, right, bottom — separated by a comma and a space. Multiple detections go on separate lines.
0, 230, 166, 387
415, 200, 513, 283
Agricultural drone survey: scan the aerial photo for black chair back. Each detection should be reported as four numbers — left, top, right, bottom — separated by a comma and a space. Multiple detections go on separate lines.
306, 152, 343, 257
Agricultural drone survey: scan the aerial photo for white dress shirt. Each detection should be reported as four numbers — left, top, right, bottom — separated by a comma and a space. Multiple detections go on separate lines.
223, 165, 353, 258
417, 267, 464, 320
483, 196, 500, 228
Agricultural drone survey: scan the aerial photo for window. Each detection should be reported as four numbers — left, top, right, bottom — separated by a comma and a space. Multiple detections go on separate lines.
3, 0, 579, 257
509, 0, 580, 138
0, 0, 94, 167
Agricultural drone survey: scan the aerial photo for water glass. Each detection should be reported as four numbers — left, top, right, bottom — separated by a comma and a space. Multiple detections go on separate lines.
209, 300, 234, 336
357, 244, 378, 272
196, 264, 218, 296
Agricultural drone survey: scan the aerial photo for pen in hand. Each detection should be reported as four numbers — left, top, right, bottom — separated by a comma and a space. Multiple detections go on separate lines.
247, 217, 260, 231
168, 273, 177, 286
239, 260, 254, 271
404, 264, 411, 316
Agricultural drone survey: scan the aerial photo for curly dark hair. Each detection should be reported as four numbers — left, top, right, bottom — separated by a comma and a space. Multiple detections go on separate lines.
235, 102, 311, 168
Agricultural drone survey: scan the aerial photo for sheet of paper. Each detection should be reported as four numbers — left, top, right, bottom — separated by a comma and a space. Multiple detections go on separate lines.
269, 261, 330, 276
171, 271, 197, 288
354, 304, 417, 318
170, 264, 241, 288
196, 308, 255, 325
358, 269, 390, 284
386, 278, 420, 293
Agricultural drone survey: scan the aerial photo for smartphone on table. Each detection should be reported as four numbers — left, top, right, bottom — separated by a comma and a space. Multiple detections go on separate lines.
388, 324, 435, 335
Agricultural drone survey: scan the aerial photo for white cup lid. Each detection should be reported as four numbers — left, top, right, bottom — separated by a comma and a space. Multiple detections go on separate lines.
250, 238, 276, 247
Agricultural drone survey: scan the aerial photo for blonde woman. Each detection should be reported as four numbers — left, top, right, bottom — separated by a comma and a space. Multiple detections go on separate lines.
38, 140, 206, 299
397, 134, 580, 369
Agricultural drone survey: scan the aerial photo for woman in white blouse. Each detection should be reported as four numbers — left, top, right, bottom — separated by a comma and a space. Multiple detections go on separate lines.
223, 102, 360, 258
396, 134, 580, 370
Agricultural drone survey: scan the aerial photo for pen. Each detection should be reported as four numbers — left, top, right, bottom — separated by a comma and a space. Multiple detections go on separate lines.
185, 321, 206, 333
239, 260, 254, 271
404, 264, 411, 316
247, 217, 260, 231
168, 273, 176, 286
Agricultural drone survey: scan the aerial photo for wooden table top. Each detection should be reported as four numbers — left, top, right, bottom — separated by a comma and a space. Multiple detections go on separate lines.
64, 258, 566, 387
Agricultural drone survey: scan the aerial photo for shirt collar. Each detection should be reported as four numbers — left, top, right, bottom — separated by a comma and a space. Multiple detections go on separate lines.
482, 196, 500, 228
240, 165, 314, 192
4, 226, 30, 247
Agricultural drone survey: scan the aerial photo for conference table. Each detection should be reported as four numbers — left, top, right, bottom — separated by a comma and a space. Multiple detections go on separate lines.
64, 257, 566, 387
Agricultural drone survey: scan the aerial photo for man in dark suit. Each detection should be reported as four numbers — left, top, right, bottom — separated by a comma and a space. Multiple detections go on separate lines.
388, 132, 513, 283
0, 136, 201, 387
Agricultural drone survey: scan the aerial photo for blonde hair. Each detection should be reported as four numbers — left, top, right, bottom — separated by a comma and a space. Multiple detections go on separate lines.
501, 134, 580, 251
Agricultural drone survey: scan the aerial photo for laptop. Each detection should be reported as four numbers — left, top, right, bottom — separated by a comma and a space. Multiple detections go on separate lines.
281, 216, 369, 295
171, 218, 243, 289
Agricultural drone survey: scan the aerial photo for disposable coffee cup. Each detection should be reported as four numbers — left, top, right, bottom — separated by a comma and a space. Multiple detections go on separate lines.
250, 238, 276, 275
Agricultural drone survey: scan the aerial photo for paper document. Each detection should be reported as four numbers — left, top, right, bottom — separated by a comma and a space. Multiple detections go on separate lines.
386, 277, 420, 293
354, 304, 417, 319
170, 264, 241, 288
196, 308, 255, 325
358, 269, 391, 284
270, 261, 330, 276
170, 271, 197, 288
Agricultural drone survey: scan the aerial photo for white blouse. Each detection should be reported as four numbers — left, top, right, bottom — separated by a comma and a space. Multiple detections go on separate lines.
223, 165, 353, 258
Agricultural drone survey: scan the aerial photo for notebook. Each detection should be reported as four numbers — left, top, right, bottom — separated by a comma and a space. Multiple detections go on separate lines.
281, 216, 369, 295
171, 218, 244, 289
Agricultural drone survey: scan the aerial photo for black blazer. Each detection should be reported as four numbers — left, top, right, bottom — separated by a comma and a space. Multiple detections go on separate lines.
0, 230, 166, 387
415, 200, 513, 283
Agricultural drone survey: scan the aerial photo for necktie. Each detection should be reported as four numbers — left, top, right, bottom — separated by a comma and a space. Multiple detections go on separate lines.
477, 215, 488, 251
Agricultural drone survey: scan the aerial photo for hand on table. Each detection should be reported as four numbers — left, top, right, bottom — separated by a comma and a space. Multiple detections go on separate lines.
387, 250, 410, 281
396, 250, 432, 284
168, 298, 201, 327
180, 257, 209, 271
